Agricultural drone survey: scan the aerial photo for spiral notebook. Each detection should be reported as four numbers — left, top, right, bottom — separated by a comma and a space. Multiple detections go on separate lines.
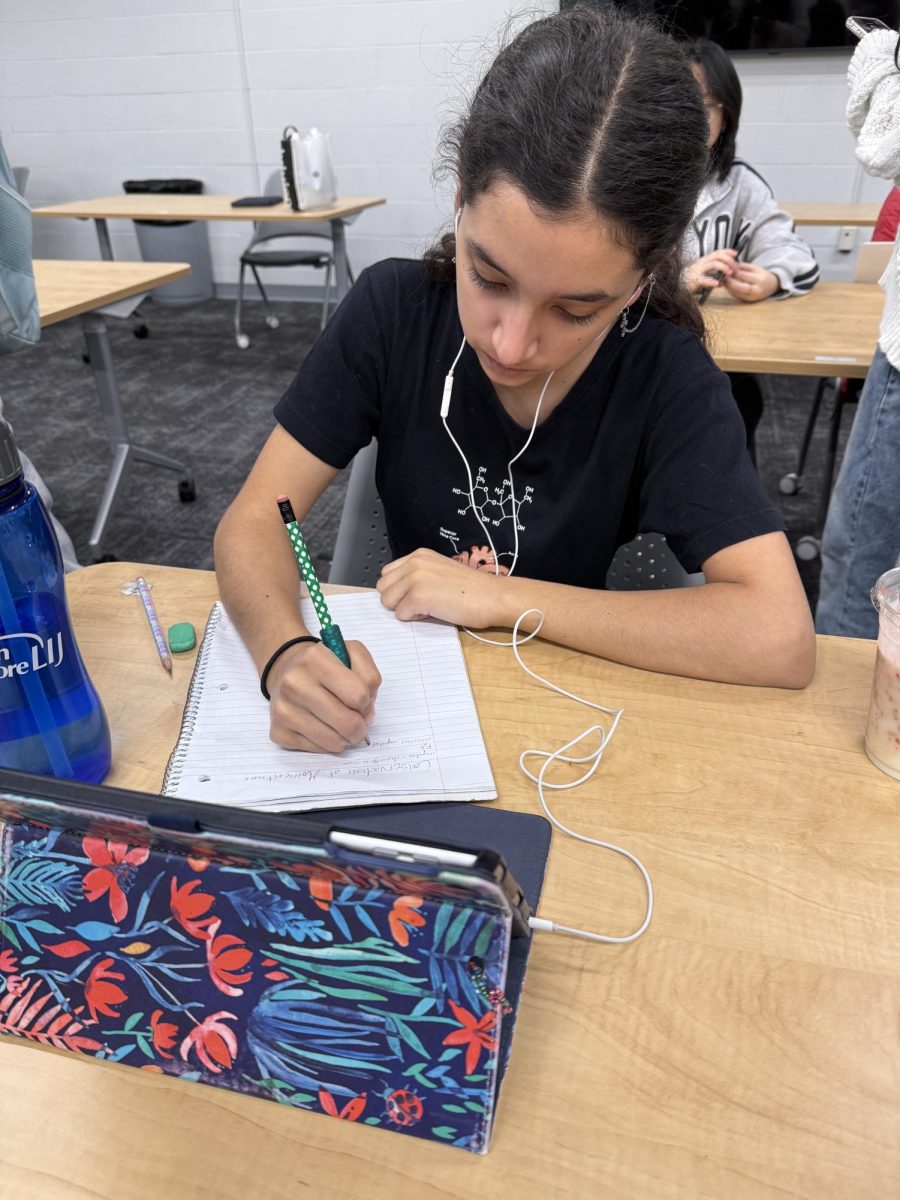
163, 595, 497, 812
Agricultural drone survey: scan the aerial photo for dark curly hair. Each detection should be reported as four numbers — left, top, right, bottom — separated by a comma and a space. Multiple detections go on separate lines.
424, 5, 710, 338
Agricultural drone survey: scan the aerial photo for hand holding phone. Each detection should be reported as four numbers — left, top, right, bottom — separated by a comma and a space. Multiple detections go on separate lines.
846, 16, 890, 40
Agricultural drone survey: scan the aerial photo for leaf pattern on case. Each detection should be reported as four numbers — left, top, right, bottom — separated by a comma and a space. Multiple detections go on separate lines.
0, 814, 512, 1153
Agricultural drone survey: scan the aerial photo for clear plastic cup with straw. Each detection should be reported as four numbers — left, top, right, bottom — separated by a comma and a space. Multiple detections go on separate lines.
865, 566, 900, 781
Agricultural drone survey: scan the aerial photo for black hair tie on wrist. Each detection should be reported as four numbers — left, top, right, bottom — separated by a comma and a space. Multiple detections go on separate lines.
260, 636, 321, 700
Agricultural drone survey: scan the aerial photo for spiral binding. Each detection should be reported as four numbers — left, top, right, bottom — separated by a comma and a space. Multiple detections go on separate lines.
162, 603, 223, 794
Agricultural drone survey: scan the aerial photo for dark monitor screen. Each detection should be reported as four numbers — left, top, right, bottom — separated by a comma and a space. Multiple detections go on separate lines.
560, 2, 898, 52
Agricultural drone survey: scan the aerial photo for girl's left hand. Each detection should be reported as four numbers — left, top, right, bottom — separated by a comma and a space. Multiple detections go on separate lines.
724, 262, 780, 302
377, 548, 507, 628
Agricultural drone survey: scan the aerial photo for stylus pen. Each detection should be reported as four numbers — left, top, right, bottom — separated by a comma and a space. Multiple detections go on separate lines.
276, 495, 369, 743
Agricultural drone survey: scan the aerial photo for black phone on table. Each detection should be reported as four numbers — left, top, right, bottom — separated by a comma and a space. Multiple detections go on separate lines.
230, 195, 283, 208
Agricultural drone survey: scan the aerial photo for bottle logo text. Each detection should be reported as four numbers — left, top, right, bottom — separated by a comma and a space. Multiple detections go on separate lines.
0, 631, 65, 680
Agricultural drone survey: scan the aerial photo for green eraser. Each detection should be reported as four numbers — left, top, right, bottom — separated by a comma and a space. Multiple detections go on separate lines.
167, 621, 196, 653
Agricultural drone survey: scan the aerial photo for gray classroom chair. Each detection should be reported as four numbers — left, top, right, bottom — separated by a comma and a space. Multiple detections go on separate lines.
234, 171, 350, 349
328, 440, 704, 589
605, 533, 704, 589
329, 440, 390, 587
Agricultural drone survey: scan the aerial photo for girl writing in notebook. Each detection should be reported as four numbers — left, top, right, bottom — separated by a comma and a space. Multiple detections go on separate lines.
215, 8, 815, 755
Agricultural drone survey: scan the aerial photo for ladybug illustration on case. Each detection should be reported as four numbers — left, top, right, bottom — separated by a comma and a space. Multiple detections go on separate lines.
384, 1088, 424, 1127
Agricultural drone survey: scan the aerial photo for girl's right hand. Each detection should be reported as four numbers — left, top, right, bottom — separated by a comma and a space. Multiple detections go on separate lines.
685, 249, 738, 293
266, 639, 382, 753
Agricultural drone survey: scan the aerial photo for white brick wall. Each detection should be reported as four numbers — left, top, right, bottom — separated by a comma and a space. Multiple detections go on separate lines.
0, 0, 554, 291
736, 52, 891, 280
0, 2, 889, 290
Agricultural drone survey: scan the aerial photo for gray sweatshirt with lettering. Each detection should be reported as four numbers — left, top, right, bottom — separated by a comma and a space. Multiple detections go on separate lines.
683, 161, 820, 299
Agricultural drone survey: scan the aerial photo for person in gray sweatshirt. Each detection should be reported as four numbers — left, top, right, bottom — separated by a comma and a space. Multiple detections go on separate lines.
682, 40, 819, 455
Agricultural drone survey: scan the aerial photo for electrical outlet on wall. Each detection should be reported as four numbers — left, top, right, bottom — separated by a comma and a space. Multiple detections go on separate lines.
838, 227, 857, 253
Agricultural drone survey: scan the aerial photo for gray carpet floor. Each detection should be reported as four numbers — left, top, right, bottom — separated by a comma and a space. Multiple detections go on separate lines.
0, 296, 848, 611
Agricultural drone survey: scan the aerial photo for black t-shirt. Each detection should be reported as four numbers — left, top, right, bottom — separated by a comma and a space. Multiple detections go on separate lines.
274, 258, 783, 584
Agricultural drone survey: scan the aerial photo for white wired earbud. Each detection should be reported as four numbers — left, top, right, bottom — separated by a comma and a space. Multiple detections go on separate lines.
441, 208, 552, 585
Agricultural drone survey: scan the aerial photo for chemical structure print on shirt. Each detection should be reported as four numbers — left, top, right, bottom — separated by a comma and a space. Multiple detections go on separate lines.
439, 464, 534, 574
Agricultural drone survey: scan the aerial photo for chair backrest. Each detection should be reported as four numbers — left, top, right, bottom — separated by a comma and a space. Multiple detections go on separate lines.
11, 166, 29, 197
329, 442, 704, 591
249, 169, 336, 245
328, 440, 391, 587
854, 240, 893, 284
605, 533, 704, 589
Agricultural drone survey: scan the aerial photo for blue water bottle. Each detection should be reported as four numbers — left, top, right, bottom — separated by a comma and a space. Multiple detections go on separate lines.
0, 418, 111, 782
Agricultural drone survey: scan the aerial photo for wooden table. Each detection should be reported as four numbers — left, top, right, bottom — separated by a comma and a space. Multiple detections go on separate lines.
33, 194, 386, 305
35, 259, 187, 326
705, 281, 883, 378
781, 202, 881, 227
33, 260, 192, 558
1, 563, 898, 1200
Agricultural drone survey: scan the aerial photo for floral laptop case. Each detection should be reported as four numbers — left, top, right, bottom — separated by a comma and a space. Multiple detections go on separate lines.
0, 772, 550, 1154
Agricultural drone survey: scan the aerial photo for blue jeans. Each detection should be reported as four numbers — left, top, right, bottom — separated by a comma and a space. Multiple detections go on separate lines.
816, 346, 900, 638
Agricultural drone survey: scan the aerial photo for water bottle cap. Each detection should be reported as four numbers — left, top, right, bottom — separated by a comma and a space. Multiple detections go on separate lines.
0, 417, 23, 488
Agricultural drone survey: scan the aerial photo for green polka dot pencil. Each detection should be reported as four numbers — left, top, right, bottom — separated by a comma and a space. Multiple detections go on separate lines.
277, 494, 372, 729
276, 495, 352, 669
276, 495, 371, 743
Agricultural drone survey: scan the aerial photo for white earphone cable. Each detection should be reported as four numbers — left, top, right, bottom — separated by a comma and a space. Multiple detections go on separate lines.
445, 379, 655, 939
441, 222, 653, 944
506, 610, 653, 944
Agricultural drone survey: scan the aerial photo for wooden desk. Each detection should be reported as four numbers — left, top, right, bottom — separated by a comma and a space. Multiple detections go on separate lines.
705, 281, 883, 378
781, 202, 880, 227
35, 258, 189, 325
2, 563, 898, 1200
33, 260, 193, 557
33, 195, 386, 305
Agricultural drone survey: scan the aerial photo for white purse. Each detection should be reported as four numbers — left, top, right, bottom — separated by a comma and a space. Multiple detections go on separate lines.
280, 126, 339, 211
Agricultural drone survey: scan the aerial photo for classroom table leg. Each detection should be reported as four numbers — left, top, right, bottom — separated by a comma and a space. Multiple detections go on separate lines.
331, 217, 350, 306
94, 218, 114, 261
79, 313, 193, 558
90, 217, 151, 339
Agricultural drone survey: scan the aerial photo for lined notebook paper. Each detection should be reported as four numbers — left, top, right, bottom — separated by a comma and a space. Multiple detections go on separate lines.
163, 594, 496, 812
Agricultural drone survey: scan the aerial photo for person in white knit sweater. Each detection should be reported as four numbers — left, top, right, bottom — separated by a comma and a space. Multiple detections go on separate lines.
817, 26, 900, 638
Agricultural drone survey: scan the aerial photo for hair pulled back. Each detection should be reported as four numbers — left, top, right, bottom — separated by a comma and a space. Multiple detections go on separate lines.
425, 6, 709, 338
685, 39, 742, 183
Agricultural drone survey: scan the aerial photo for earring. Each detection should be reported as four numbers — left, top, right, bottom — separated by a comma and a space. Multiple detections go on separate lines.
620, 275, 656, 337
